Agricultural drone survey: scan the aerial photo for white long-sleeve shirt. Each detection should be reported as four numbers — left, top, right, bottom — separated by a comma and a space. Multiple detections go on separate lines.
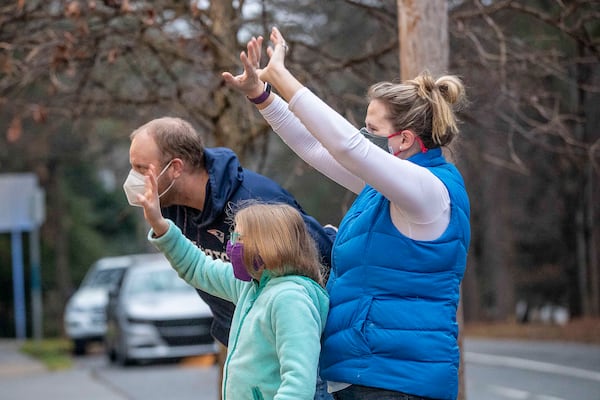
260, 88, 451, 241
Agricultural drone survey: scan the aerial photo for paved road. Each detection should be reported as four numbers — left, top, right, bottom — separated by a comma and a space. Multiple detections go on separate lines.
465, 339, 600, 400
1, 338, 599, 400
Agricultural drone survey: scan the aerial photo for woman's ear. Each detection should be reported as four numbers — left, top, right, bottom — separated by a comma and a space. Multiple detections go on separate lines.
398, 130, 414, 145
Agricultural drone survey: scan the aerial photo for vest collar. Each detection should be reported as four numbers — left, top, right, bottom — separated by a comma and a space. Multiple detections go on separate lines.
407, 147, 445, 168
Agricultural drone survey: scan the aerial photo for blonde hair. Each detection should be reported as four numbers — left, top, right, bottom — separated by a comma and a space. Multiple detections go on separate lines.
367, 71, 467, 148
232, 202, 324, 286
130, 117, 205, 170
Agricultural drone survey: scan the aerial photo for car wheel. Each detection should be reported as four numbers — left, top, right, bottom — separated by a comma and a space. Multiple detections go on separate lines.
105, 340, 117, 363
72, 339, 87, 356
115, 335, 133, 367
116, 350, 134, 367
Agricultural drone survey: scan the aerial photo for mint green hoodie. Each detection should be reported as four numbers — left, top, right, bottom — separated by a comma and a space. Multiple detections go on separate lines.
148, 220, 329, 400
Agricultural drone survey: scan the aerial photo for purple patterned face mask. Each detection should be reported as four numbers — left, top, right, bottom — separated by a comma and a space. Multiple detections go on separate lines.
226, 241, 253, 281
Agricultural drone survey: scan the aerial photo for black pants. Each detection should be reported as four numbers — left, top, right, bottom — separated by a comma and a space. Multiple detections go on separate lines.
332, 385, 437, 400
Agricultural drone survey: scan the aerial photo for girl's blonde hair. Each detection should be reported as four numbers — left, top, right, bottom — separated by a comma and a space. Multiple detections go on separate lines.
367, 71, 467, 149
231, 202, 324, 286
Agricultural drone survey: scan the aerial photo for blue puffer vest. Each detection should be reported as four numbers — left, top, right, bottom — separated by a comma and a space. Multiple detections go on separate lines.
320, 148, 470, 400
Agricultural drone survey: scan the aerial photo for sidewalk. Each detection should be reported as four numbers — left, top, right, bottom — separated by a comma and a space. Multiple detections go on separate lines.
0, 339, 125, 400
0, 339, 46, 377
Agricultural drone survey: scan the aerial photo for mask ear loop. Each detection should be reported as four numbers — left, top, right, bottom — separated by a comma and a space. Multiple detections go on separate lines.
387, 131, 404, 156
415, 136, 428, 153
157, 160, 175, 198
157, 159, 174, 177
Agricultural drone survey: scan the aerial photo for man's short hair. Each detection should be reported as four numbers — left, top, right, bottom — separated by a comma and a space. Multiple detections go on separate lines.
131, 117, 205, 169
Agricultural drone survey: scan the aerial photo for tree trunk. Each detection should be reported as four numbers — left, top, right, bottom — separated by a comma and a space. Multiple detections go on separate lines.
205, 1, 270, 167
46, 162, 72, 304
397, 0, 448, 78
575, 42, 599, 317
396, 1, 466, 399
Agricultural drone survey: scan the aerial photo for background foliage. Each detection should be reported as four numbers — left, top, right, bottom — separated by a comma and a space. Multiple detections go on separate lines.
0, 0, 598, 336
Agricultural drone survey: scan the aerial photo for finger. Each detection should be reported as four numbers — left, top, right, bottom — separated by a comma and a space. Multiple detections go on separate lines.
247, 40, 258, 66
238, 49, 247, 63
271, 26, 283, 43
248, 39, 262, 67
136, 192, 146, 206
256, 35, 264, 51
240, 51, 251, 66
255, 36, 264, 64
222, 71, 235, 85
148, 164, 159, 193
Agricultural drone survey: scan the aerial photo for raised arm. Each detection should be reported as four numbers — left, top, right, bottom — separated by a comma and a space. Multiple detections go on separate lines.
136, 165, 243, 303
258, 28, 450, 236
224, 28, 450, 238
222, 34, 364, 193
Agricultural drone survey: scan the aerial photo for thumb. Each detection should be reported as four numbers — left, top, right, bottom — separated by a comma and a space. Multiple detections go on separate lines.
222, 72, 234, 83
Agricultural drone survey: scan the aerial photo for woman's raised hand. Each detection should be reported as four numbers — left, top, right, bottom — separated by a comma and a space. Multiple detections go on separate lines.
258, 27, 288, 85
221, 36, 265, 99
224, 26, 301, 104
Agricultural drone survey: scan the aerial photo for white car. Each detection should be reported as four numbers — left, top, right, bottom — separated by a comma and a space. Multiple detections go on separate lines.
63, 255, 130, 355
104, 253, 217, 366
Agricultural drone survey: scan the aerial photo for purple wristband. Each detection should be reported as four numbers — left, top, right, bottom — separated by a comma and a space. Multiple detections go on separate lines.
247, 82, 272, 104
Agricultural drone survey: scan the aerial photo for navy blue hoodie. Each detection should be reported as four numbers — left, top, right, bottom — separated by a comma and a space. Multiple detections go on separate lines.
163, 147, 335, 346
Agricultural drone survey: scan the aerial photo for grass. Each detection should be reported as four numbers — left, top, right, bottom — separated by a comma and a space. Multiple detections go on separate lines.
20, 338, 73, 371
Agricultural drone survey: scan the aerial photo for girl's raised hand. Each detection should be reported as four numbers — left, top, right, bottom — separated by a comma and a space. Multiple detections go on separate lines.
137, 164, 169, 237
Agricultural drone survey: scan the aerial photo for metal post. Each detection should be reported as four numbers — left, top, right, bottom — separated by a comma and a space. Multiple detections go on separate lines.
11, 230, 26, 339
30, 227, 43, 340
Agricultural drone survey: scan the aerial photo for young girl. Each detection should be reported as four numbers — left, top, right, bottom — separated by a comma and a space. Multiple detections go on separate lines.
136, 165, 329, 400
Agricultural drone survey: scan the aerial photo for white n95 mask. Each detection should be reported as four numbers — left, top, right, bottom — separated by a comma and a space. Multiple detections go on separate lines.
122, 160, 175, 207
122, 169, 146, 207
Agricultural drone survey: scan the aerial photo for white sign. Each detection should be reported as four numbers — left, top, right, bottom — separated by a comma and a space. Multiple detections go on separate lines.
0, 173, 46, 232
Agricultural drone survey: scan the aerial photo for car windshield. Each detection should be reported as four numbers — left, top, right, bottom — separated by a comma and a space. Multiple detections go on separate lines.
82, 267, 126, 289
124, 267, 194, 296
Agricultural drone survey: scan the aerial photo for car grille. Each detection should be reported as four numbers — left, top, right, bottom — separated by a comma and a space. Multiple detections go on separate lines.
153, 317, 213, 346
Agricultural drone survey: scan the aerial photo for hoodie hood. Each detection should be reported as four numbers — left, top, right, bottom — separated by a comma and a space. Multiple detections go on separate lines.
200, 147, 243, 227
271, 273, 330, 327
301, 277, 329, 326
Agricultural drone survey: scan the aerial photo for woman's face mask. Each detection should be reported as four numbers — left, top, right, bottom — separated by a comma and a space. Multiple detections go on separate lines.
359, 127, 428, 155
122, 160, 174, 207
359, 127, 403, 155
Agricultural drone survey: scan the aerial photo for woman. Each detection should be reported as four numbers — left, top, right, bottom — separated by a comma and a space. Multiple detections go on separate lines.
136, 164, 329, 400
223, 27, 471, 400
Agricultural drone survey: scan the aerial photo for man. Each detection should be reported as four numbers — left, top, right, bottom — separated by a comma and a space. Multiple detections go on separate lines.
125, 116, 335, 399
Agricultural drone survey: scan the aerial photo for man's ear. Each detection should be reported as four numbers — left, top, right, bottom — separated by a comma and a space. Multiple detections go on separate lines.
171, 158, 184, 177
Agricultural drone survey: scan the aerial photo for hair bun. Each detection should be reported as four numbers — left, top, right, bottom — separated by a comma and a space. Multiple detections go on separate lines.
412, 73, 436, 100
435, 76, 465, 107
